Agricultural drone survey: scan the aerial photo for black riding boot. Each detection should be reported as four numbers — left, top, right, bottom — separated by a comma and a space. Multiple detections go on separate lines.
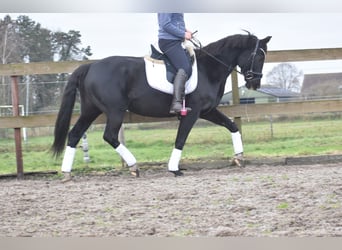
170, 69, 190, 114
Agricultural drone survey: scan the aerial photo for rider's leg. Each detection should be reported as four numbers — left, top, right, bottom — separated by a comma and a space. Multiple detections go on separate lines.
158, 39, 192, 114
170, 69, 187, 114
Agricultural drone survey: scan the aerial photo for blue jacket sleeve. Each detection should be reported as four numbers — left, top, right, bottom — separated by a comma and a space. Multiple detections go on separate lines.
158, 13, 185, 39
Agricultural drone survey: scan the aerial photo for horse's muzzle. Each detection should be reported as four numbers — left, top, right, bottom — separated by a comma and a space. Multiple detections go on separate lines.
244, 71, 262, 90
245, 79, 261, 90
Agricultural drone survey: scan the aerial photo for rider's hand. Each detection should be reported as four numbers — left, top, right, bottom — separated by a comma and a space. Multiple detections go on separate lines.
184, 31, 192, 40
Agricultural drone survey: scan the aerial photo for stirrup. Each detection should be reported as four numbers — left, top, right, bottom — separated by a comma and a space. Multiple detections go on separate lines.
170, 106, 192, 115
170, 99, 191, 116
169, 102, 182, 114
180, 99, 191, 116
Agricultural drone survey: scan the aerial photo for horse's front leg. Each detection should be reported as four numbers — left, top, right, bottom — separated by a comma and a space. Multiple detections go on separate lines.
200, 108, 245, 167
168, 113, 199, 176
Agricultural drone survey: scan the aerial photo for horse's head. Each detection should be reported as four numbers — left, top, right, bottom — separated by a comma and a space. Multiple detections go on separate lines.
237, 36, 272, 90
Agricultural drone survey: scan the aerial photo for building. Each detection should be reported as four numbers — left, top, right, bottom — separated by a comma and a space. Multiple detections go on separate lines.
221, 85, 300, 105
301, 72, 342, 99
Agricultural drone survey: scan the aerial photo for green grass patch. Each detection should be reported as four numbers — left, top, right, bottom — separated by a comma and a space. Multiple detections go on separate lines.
277, 202, 289, 209
0, 118, 341, 174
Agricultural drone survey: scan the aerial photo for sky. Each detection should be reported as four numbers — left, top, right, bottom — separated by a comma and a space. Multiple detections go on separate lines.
2, 13, 342, 88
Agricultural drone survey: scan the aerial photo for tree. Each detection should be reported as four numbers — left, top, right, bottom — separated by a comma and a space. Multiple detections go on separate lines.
15, 15, 56, 111
16, 15, 54, 62
0, 15, 26, 106
52, 29, 92, 85
51, 30, 92, 111
0, 15, 92, 113
266, 63, 303, 93
0, 15, 25, 64
52, 30, 92, 61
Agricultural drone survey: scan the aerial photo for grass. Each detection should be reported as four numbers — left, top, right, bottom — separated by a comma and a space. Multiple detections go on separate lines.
0, 118, 341, 175
277, 202, 290, 209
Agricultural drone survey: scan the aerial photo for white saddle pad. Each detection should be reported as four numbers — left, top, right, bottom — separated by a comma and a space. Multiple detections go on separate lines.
143, 56, 198, 95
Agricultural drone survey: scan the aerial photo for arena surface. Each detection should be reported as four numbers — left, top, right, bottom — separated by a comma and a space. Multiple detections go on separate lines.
0, 160, 341, 237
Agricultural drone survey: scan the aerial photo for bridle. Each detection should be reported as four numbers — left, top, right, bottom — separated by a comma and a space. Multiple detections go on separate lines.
244, 39, 266, 81
190, 36, 266, 82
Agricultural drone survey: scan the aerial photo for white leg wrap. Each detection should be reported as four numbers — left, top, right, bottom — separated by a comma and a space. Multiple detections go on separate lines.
168, 148, 182, 171
115, 144, 136, 167
231, 131, 243, 155
61, 146, 76, 173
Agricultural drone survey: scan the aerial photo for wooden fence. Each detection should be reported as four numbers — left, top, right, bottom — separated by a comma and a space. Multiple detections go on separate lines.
1, 48, 342, 177
1, 99, 342, 130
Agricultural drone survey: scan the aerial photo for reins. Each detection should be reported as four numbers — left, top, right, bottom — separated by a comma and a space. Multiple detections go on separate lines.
189, 37, 235, 72
154, 32, 264, 81
189, 35, 264, 80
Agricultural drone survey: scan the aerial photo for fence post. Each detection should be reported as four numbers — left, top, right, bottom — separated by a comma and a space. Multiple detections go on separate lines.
231, 70, 242, 133
11, 75, 24, 178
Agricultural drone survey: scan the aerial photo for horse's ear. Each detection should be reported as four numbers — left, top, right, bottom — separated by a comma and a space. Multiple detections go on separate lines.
261, 36, 272, 44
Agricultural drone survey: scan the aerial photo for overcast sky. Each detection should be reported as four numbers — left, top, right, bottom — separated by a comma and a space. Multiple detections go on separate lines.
2, 13, 342, 87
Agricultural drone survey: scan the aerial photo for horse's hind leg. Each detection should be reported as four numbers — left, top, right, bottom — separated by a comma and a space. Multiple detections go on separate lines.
102, 112, 139, 177
200, 108, 245, 167
61, 110, 100, 181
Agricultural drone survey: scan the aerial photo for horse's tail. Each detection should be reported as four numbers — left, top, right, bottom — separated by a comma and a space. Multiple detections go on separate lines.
51, 63, 91, 157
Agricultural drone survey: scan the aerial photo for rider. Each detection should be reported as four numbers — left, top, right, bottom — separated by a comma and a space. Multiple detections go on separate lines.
158, 13, 193, 114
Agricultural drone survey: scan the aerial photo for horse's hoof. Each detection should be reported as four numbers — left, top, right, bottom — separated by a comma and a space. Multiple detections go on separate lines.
129, 165, 140, 178
61, 172, 73, 183
169, 170, 184, 177
231, 154, 245, 168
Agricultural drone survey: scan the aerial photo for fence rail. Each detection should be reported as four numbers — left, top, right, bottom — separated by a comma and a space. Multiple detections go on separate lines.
1, 48, 342, 77
1, 99, 342, 129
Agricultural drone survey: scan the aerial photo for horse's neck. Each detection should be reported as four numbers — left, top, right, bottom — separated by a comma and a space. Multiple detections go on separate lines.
196, 49, 237, 83
196, 48, 238, 101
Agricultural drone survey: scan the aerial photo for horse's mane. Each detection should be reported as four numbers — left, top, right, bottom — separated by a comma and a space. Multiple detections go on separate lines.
198, 32, 258, 57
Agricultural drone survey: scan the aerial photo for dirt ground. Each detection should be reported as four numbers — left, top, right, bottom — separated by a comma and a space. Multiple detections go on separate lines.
0, 159, 341, 237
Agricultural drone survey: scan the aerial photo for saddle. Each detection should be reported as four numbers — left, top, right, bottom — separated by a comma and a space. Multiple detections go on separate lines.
148, 44, 195, 83
143, 43, 198, 95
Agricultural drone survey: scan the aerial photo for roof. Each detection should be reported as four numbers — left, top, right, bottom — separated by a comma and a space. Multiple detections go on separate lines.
257, 86, 300, 97
301, 72, 342, 95
224, 85, 299, 98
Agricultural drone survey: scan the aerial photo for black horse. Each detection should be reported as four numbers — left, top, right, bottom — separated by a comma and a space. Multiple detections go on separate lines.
52, 33, 271, 180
